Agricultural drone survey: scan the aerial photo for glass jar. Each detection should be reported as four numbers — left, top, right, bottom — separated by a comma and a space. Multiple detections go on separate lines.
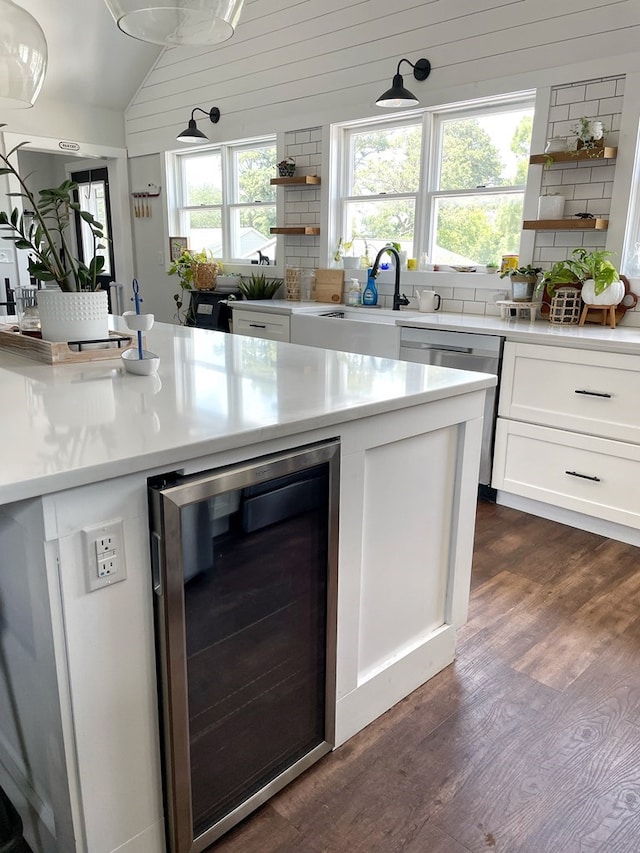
15, 284, 41, 334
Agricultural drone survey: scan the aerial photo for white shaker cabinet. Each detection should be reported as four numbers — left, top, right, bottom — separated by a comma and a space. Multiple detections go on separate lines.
493, 342, 640, 529
232, 307, 291, 342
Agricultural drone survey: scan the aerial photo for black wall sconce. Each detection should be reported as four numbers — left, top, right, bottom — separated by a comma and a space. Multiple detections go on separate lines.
376, 58, 431, 108
176, 106, 221, 143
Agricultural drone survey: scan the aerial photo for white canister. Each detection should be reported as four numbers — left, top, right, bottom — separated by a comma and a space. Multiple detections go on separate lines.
537, 194, 566, 220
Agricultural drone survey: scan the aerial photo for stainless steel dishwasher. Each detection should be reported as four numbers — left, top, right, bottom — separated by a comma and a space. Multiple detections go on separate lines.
399, 327, 503, 487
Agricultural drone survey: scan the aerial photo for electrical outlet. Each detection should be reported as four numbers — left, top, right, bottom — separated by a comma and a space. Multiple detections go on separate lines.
82, 519, 127, 592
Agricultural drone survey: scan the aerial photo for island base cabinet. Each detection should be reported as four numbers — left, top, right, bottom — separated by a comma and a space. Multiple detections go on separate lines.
492, 418, 640, 528
0, 387, 487, 852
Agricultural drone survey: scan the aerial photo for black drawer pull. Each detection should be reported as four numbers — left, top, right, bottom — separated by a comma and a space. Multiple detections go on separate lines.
574, 389, 612, 398
565, 470, 601, 482
249, 323, 267, 328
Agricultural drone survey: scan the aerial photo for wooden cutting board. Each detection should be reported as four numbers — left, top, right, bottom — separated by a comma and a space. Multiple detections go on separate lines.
314, 269, 344, 304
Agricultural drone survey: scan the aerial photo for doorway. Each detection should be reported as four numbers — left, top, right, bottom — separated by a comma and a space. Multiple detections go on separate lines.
70, 166, 117, 298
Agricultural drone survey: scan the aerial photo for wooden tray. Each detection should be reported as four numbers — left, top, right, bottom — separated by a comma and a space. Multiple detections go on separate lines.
0, 327, 139, 365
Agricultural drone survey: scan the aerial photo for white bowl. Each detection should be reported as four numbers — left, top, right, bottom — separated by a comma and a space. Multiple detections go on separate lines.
123, 311, 154, 331
121, 348, 160, 375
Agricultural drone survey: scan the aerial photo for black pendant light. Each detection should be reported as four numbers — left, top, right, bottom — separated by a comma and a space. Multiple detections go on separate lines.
176, 106, 221, 144
376, 58, 431, 108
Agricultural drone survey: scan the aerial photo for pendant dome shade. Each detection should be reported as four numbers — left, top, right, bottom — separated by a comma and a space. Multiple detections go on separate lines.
177, 106, 221, 143
0, 0, 47, 109
376, 58, 431, 108
103, 0, 245, 46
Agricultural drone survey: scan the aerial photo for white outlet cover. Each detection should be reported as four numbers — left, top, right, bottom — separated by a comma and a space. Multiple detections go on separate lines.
82, 519, 127, 592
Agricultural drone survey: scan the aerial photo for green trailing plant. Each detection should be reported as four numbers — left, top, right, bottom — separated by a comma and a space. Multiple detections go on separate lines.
542, 248, 619, 297
168, 248, 221, 323
236, 271, 283, 300
568, 247, 619, 294
0, 127, 106, 292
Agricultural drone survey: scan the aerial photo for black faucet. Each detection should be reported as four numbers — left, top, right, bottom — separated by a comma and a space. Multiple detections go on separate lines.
369, 246, 410, 311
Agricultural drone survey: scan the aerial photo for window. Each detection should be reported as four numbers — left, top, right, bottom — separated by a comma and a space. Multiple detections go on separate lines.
173, 138, 277, 264
338, 97, 533, 267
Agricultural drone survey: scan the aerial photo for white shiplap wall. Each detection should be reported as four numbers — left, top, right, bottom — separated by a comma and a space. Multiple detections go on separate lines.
125, 0, 640, 157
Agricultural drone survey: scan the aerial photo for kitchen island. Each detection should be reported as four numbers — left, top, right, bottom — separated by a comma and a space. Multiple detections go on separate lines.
0, 321, 494, 853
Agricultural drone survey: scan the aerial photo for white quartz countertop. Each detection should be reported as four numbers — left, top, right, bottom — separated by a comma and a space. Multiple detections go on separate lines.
0, 321, 495, 505
232, 300, 640, 353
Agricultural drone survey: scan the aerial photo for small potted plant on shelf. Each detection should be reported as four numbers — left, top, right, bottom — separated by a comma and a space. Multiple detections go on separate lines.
572, 117, 606, 151
499, 264, 543, 302
0, 127, 108, 342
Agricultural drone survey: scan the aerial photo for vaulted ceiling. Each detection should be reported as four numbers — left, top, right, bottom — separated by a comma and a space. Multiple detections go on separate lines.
30, 0, 162, 111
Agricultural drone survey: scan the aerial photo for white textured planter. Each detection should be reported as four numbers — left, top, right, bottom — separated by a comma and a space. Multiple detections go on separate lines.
537, 194, 565, 219
38, 289, 109, 343
580, 278, 625, 306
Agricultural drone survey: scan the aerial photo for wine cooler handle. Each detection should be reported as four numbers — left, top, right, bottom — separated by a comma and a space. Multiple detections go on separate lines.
151, 531, 163, 596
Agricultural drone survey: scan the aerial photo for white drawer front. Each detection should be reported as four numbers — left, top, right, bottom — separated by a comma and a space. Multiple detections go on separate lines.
499, 342, 640, 443
493, 418, 640, 528
233, 310, 290, 342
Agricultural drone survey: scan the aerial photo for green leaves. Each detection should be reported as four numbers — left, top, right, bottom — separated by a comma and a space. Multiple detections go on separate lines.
0, 143, 107, 292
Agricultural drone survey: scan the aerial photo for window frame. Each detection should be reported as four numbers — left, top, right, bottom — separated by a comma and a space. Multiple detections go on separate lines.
334, 93, 535, 267
170, 135, 277, 267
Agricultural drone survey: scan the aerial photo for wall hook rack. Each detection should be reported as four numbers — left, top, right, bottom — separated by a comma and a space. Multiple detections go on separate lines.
131, 184, 161, 218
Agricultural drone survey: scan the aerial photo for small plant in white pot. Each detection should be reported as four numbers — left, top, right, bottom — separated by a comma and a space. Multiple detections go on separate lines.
564, 248, 624, 306
0, 129, 108, 342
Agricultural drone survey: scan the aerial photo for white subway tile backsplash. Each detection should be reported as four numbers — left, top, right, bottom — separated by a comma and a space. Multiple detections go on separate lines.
295, 131, 310, 144
555, 85, 586, 105
553, 232, 584, 247
463, 301, 485, 315
453, 287, 476, 300
598, 96, 624, 115
573, 182, 604, 199
561, 169, 593, 184
616, 78, 625, 96
568, 100, 599, 119
585, 80, 618, 100
548, 104, 570, 123
442, 299, 463, 312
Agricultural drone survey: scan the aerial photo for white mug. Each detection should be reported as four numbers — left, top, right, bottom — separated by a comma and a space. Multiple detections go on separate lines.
418, 290, 441, 313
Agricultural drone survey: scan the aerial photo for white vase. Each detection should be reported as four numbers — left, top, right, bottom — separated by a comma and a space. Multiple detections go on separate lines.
580, 278, 625, 306
38, 289, 109, 343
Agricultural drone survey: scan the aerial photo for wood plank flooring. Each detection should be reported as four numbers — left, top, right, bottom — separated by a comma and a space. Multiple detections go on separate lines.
209, 502, 640, 852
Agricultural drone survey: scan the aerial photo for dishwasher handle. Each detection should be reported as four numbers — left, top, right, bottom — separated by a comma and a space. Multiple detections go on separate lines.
413, 343, 474, 354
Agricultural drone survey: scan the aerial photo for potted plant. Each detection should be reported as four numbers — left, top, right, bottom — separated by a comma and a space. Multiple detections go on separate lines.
542, 258, 581, 299
235, 271, 283, 300
500, 264, 543, 302
566, 247, 624, 305
0, 131, 108, 342
168, 248, 222, 324
571, 117, 606, 151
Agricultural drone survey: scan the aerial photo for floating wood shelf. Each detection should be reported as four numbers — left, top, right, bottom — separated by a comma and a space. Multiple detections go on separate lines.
523, 219, 608, 231
270, 226, 320, 235
270, 175, 321, 186
529, 147, 617, 165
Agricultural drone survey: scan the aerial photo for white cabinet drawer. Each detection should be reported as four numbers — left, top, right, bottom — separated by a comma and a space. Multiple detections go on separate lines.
232, 309, 290, 342
499, 342, 640, 443
492, 418, 640, 528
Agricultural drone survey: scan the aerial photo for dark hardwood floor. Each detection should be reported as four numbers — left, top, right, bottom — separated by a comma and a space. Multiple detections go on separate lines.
210, 501, 640, 852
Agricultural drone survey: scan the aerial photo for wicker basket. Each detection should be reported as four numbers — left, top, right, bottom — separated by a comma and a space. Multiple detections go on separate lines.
549, 285, 581, 325
193, 262, 218, 291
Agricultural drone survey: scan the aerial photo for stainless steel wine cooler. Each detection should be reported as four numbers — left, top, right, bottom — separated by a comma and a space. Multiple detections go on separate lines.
148, 440, 340, 852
